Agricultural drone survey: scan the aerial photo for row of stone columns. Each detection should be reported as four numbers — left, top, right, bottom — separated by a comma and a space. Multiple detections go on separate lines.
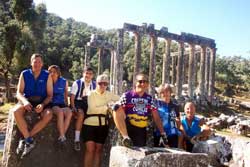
113, 28, 216, 100
84, 24, 216, 101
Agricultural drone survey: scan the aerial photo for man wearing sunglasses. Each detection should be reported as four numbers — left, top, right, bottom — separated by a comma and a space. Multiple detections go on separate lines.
113, 73, 167, 147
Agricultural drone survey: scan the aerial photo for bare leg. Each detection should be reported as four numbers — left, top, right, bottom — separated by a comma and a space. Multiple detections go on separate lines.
63, 107, 72, 134
53, 106, 64, 137
84, 141, 96, 167
76, 110, 84, 131
13, 104, 30, 138
94, 143, 104, 167
178, 134, 184, 149
30, 108, 53, 137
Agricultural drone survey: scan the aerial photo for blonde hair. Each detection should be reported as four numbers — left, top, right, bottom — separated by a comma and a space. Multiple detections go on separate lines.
157, 83, 172, 94
96, 74, 109, 83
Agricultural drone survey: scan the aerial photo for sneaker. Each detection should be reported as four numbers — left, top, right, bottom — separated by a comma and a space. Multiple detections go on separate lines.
16, 139, 25, 155
57, 139, 66, 150
74, 141, 81, 151
21, 141, 36, 158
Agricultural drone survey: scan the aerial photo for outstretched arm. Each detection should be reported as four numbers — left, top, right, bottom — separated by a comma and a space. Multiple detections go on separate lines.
113, 106, 128, 138
152, 110, 165, 134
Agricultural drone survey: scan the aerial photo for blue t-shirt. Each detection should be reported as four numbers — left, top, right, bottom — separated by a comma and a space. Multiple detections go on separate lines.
52, 77, 66, 105
154, 100, 179, 136
181, 116, 201, 138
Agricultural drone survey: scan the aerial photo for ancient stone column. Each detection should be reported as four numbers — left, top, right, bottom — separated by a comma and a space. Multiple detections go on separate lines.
84, 45, 90, 68
110, 50, 115, 92
176, 41, 184, 99
97, 48, 103, 75
183, 54, 188, 84
162, 38, 171, 84
149, 35, 157, 96
204, 49, 210, 97
133, 32, 141, 85
114, 29, 124, 95
194, 52, 198, 88
199, 46, 206, 98
188, 44, 195, 98
171, 55, 177, 85
208, 47, 216, 100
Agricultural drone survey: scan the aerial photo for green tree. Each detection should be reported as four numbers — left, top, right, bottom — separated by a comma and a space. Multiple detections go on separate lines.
0, 20, 21, 101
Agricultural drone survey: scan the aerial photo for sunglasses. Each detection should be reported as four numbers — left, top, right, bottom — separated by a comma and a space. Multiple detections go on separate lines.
137, 80, 148, 84
98, 82, 108, 86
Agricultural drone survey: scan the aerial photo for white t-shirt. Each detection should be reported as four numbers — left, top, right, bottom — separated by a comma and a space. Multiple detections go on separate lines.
71, 78, 94, 100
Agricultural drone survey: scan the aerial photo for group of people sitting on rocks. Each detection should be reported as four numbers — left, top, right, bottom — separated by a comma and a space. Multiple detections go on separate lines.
12, 53, 211, 167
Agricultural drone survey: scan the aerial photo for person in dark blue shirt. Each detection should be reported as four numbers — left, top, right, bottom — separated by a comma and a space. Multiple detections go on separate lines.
154, 84, 181, 148
13, 53, 53, 157
48, 65, 72, 147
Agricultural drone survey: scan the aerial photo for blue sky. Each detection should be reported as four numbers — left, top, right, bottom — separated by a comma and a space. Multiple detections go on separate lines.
34, 0, 250, 58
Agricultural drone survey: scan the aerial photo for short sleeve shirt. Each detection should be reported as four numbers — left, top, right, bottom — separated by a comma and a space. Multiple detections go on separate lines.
118, 90, 156, 128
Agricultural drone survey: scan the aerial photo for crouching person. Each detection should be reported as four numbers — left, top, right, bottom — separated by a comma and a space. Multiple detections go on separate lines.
13, 54, 53, 157
180, 102, 211, 152
83, 74, 119, 167
154, 84, 182, 148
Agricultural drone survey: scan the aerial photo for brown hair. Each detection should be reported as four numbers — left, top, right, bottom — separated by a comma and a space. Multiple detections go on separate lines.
48, 65, 61, 77
83, 66, 94, 73
30, 53, 43, 62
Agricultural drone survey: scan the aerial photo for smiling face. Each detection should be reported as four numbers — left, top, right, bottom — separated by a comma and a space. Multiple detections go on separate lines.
96, 74, 109, 94
31, 55, 43, 73
83, 70, 94, 83
48, 66, 60, 81
160, 88, 171, 101
135, 74, 149, 95
97, 81, 108, 93
184, 102, 196, 120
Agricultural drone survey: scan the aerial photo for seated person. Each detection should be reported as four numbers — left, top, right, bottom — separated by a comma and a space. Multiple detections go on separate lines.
180, 102, 211, 152
13, 53, 53, 157
154, 84, 181, 148
48, 65, 72, 147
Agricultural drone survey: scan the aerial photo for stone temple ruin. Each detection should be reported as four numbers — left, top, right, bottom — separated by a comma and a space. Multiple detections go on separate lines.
85, 23, 216, 103
4, 23, 250, 167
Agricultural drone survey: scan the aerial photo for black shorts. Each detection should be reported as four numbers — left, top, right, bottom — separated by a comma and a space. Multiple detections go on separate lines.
18, 97, 49, 109
126, 121, 146, 147
27, 96, 43, 107
154, 134, 178, 148
82, 125, 109, 144
74, 96, 88, 113
51, 103, 67, 108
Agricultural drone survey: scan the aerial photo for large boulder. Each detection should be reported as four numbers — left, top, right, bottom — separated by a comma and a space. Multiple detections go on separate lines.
110, 146, 218, 167
192, 136, 232, 165
225, 136, 250, 167
2, 110, 84, 167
